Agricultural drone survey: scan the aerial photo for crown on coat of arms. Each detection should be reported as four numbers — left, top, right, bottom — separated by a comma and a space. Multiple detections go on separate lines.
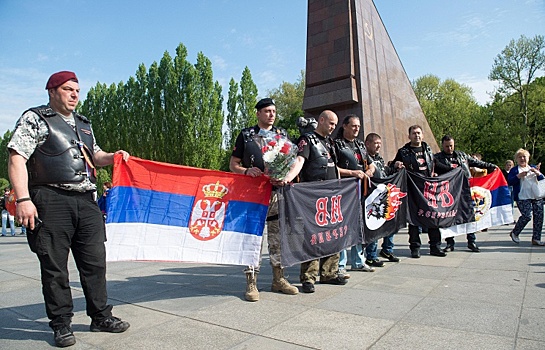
202, 181, 228, 199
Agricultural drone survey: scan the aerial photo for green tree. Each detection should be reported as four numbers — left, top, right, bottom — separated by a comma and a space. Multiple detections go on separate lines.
0, 130, 13, 179
225, 78, 240, 151
489, 34, 545, 149
268, 70, 305, 139
412, 74, 480, 152
80, 43, 226, 171
0, 178, 9, 190
238, 67, 258, 127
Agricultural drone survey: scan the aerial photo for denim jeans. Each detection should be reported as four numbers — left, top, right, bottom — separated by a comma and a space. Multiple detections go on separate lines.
339, 244, 364, 269
365, 232, 396, 260
1, 209, 15, 235
513, 198, 544, 241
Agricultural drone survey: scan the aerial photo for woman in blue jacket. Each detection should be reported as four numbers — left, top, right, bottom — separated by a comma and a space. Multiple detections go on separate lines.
507, 149, 545, 245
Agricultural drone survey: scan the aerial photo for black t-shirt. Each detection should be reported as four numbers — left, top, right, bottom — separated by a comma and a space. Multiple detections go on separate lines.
346, 140, 364, 164
411, 146, 429, 175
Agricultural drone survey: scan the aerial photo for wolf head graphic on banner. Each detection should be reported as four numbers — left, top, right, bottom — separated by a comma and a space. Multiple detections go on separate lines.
365, 182, 407, 231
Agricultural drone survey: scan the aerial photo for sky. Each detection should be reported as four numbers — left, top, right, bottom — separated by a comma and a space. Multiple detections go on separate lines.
0, 0, 544, 135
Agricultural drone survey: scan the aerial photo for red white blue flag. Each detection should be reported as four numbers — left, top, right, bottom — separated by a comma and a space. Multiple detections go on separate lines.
441, 168, 513, 237
105, 155, 272, 266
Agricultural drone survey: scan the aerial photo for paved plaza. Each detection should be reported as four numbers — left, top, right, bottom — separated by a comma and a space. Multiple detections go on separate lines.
1, 216, 544, 349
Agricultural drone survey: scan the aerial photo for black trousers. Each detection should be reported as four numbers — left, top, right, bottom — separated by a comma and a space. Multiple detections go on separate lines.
408, 224, 441, 251
28, 186, 112, 329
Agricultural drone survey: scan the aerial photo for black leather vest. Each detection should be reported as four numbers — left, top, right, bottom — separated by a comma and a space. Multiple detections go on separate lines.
240, 126, 287, 171
300, 132, 334, 182
334, 138, 366, 171
27, 105, 96, 185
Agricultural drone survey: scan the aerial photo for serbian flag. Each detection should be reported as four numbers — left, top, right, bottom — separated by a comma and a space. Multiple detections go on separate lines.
441, 168, 513, 237
105, 155, 272, 266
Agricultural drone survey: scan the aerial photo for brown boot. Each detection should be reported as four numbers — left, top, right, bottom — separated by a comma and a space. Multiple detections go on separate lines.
271, 266, 299, 295
245, 271, 259, 302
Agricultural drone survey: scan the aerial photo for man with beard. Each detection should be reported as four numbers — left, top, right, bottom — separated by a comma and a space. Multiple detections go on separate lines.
333, 115, 376, 273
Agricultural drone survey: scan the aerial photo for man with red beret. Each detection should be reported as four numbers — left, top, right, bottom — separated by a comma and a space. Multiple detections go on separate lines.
7, 71, 130, 347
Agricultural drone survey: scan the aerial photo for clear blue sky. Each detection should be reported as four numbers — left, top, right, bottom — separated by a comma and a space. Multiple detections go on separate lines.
1, 0, 543, 135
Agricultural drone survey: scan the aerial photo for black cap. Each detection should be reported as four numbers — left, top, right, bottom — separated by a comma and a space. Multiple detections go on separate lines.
255, 98, 275, 111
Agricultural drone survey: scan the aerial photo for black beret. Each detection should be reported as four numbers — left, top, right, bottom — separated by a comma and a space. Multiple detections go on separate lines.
255, 98, 275, 111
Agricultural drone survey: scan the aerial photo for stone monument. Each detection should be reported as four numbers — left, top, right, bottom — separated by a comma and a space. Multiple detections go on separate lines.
303, 0, 438, 160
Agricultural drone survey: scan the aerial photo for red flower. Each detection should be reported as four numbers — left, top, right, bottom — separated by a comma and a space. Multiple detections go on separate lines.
268, 141, 277, 147
280, 143, 291, 154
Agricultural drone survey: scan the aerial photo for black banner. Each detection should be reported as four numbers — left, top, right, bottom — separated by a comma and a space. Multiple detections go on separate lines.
363, 169, 408, 244
278, 178, 362, 267
406, 168, 474, 228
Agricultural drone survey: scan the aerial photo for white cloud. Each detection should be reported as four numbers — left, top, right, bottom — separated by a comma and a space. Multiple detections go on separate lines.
456, 73, 498, 105
212, 55, 228, 71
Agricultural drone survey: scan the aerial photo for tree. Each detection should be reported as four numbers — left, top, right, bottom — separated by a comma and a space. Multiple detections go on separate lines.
268, 70, 305, 139
238, 67, 258, 127
412, 74, 481, 152
225, 78, 240, 151
489, 35, 545, 149
0, 130, 13, 179
79, 42, 226, 179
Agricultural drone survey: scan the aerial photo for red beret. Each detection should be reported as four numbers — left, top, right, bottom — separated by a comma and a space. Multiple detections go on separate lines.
45, 71, 78, 90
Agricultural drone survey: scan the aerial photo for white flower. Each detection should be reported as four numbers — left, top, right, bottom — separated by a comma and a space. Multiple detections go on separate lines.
263, 150, 277, 163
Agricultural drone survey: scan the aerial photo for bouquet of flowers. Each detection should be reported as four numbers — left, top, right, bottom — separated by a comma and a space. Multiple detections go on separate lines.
258, 129, 298, 180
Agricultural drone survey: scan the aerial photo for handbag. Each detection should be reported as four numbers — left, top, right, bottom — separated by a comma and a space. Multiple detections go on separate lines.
533, 178, 545, 199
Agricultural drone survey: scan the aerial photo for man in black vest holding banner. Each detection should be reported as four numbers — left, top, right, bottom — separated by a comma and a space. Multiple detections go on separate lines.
7, 71, 130, 347
393, 125, 446, 258
434, 135, 498, 252
282, 110, 348, 293
334, 115, 377, 273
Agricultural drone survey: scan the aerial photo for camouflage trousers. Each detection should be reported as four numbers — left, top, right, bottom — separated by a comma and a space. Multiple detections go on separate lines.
266, 191, 282, 267
299, 253, 340, 283
245, 191, 282, 272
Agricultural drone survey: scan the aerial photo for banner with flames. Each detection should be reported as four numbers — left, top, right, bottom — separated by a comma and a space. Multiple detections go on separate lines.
363, 169, 408, 244
105, 155, 272, 266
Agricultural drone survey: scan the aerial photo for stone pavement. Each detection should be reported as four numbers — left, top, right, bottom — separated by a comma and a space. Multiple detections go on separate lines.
1, 219, 544, 350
